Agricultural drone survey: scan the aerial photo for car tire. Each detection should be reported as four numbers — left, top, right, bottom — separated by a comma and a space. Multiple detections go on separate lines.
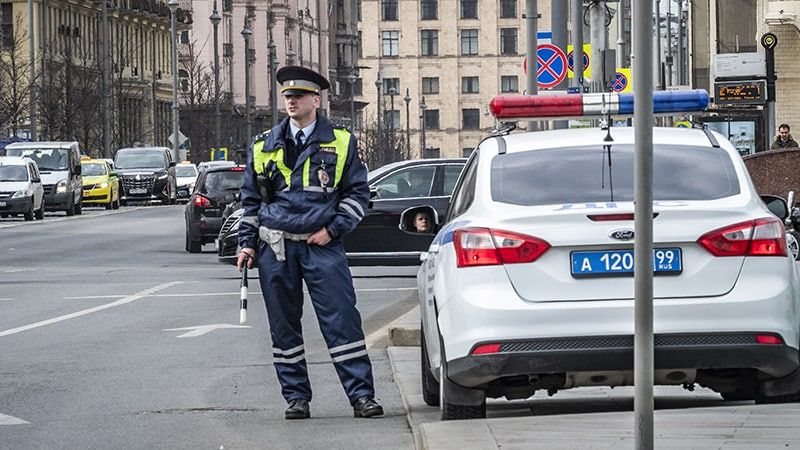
24, 202, 34, 221
75, 197, 82, 215
65, 197, 75, 216
113, 192, 120, 210
105, 199, 113, 210
0, 213, 7, 218
438, 333, 486, 421
421, 327, 441, 407
35, 203, 44, 220
185, 231, 202, 253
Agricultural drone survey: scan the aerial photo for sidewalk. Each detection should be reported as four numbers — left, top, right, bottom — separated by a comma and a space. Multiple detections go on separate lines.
387, 306, 800, 450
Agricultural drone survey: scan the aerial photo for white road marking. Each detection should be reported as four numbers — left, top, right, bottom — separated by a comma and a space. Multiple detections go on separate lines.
0, 413, 29, 425
163, 323, 251, 338
0, 282, 181, 338
0, 298, 14, 301
64, 287, 416, 300
0, 206, 148, 229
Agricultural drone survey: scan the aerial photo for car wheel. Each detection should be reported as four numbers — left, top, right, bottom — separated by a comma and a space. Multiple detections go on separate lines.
65, 197, 75, 216
185, 231, 202, 253
788, 231, 800, 261
35, 203, 44, 220
23, 202, 34, 221
438, 333, 486, 420
113, 193, 120, 210
421, 327, 441, 407
75, 197, 82, 215
0, 213, 7, 218
105, 198, 113, 210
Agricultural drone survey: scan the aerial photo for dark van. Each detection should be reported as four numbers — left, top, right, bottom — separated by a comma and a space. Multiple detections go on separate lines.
114, 147, 177, 205
4, 141, 84, 215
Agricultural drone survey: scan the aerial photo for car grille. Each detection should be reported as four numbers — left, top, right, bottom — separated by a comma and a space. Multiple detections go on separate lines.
0, 191, 12, 199
43, 185, 54, 195
219, 215, 240, 237
83, 184, 98, 191
121, 175, 154, 193
499, 334, 759, 353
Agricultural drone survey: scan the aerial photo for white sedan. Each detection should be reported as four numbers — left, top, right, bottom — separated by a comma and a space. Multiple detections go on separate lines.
407, 123, 800, 420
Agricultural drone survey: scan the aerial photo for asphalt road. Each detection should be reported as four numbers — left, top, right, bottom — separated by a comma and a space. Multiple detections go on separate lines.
0, 204, 418, 450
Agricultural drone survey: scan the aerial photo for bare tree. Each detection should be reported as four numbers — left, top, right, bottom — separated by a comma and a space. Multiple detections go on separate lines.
178, 38, 215, 162
357, 111, 409, 170
0, 14, 37, 137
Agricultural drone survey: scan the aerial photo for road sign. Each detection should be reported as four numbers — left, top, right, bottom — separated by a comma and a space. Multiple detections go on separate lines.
714, 80, 767, 105
168, 130, 188, 147
533, 43, 567, 89
567, 44, 592, 79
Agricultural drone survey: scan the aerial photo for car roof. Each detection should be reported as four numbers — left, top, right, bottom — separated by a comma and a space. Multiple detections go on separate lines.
81, 158, 109, 165
368, 158, 467, 181
204, 165, 244, 173
116, 146, 170, 152
0, 156, 32, 165
6, 141, 78, 149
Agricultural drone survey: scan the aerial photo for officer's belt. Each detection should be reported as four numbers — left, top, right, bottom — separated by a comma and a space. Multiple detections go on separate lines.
259, 226, 313, 262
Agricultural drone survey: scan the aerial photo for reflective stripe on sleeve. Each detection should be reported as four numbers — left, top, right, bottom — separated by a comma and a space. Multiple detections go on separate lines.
340, 198, 364, 216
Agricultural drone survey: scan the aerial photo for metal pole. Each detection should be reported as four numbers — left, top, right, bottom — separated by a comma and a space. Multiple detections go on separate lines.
404, 88, 411, 157
525, 0, 537, 131
633, 0, 655, 445
552, 0, 568, 129
389, 88, 395, 153
654, 0, 663, 90
676, 1, 684, 85
211, 2, 222, 157
242, 21, 253, 145
375, 78, 382, 154
101, 0, 110, 155
298, 10, 304, 67
589, 0, 607, 93
617, 0, 626, 68
419, 96, 426, 157
169, 0, 179, 161
571, 0, 585, 89
268, 11, 278, 127
347, 74, 357, 128
27, 0, 37, 140
666, 0, 672, 87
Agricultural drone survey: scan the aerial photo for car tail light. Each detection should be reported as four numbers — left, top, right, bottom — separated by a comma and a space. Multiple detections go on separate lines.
697, 217, 787, 257
193, 194, 212, 208
231, 167, 244, 171
471, 343, 501, 355
755, 335, 783, 345
453, 227, 551, 267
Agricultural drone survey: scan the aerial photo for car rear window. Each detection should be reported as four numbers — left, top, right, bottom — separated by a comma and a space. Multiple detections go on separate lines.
203, 170, 244, 192
491, 144, 741, 206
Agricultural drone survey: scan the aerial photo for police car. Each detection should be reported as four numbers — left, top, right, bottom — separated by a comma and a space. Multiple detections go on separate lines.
406, 90, 800, 420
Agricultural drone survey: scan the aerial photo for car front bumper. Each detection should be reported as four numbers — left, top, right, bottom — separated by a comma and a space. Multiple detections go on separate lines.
0, 196, 32, 214
43, 191, 70, 210
82, 186, 112, 204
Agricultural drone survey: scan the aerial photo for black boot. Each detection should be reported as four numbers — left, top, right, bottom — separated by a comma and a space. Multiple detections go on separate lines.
285, 399, 310, 420
352, 396, 384, 418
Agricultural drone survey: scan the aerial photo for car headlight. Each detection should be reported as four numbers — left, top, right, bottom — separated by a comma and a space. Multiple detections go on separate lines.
11, 190, 25, 199
100, 182, 109, 188
56, 179, 68, 193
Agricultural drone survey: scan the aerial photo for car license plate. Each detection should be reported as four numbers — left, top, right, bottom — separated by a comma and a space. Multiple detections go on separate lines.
571, 248, 682, 277
130, 188, 147, 195
0, 201, 5, 207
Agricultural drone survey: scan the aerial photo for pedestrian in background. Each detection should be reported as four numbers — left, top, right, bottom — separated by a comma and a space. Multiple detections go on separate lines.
771, 123, 799, 149
236, 66, 383, 420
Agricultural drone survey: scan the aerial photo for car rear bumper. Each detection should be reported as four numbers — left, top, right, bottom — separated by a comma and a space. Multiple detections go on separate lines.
346, 251, 423, 266
447, 335, 799, 388
188, 216, 224, 243
0, 197, 31, 213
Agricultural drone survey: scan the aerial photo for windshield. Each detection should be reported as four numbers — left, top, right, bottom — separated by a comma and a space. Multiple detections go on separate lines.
203, 170, 244, 192
81, 163, 107, 176
6, 148, 69, 171
0, 165, 28, 181
115, 151, 167, 169
491, 144, 741, 206
176, 165, 197, 177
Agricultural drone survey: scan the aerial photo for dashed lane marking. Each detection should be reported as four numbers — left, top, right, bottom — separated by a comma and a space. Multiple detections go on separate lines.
0, 413, 29, 425
64, 287, 417, 300
0, 282, 181, 338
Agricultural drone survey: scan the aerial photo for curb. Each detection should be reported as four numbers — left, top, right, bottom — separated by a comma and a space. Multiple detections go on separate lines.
387, 305, 421, 347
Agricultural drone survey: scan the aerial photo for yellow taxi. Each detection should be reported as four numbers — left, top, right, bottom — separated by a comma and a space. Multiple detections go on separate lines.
81, 159, 120, 209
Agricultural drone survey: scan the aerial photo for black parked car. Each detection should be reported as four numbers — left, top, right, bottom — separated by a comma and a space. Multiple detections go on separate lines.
216, 158, 467, 265
114, 146, 177, 205
185, 165, 245, 253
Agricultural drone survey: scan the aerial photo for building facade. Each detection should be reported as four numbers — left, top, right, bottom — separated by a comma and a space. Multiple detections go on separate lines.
0, 0, 184, 154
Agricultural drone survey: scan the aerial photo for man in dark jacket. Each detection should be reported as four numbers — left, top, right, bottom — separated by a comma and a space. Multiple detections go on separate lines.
771, 124, 799, 149
237, 66, 383, 420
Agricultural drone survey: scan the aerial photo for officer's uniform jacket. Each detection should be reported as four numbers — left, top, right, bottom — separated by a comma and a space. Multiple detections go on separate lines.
238, 113, 369, 250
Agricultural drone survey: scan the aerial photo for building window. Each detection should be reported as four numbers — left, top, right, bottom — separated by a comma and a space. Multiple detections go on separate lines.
383, 110, 400, 129
357, 0, 362, 21
179, 30, 189, 45
354, 78, 363, 96
421, 0, 437, 20
381, 0, 398, 21
423, 147, 440, 158
462, 148, 474, 157
461, 76, 479, 94
462, 108, 480, 129
501, 75, 518, 92
461, 29, 478, 55
421, 30, 438, 56
1, 3, 12, 49
381, 30, 399, 56
500, 0, 516, 18
178, 69, 189, 92
358, 31, 362, 57
383, 77, 399, 95
500, 28, 517, 54
716, 1, 756, 53
422, 77, 439, 94
461, 0, 477, 19
424, 109, 440, 129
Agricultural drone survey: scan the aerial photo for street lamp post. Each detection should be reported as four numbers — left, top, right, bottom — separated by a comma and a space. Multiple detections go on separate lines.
346, 74, 357, 129
388, 87, 396, 154
403, 88, 411, 157
375, 78, 382, 154
241, 20, 253, 146
168, 0, 179, 161
267, 11, 278, 127
210, 2, 222, 156
419, 96, 427, 158
27, 0, 37, 140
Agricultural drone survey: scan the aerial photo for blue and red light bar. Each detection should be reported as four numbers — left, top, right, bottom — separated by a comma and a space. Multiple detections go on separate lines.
489, 89, 709, 120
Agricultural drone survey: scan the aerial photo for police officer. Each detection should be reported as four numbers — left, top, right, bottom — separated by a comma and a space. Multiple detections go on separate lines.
237, 66, 383, 420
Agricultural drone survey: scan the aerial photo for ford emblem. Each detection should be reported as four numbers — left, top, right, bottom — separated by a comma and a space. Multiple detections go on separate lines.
135, 174, 141, 181
610, 229, 635, 241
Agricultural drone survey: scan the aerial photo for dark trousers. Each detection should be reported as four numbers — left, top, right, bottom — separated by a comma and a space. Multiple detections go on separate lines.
257, 238, 375, 404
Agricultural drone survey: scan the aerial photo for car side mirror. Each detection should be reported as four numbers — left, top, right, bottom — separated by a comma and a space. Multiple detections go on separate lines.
369, 187, 378, 199
761, 195, 789, 221
109, 171, 117, 177
169, 161, 177, 167
399, 205, 438, 235
31, 177, 41, 183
